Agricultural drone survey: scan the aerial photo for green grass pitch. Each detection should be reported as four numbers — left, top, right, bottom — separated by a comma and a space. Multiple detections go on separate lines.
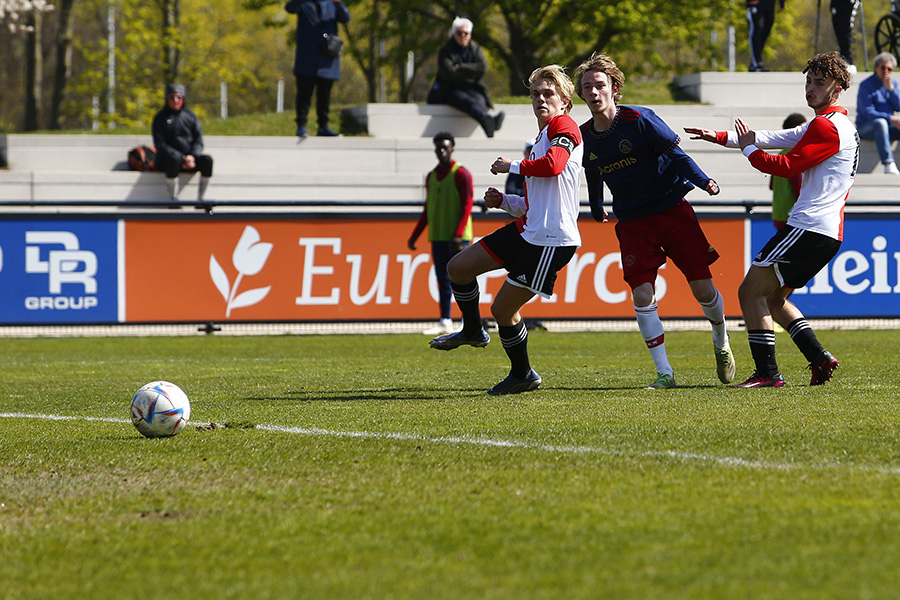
1, 328, 898, 599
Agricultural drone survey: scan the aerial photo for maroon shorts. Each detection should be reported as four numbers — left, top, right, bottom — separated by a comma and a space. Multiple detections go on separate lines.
614, 199, 719, 289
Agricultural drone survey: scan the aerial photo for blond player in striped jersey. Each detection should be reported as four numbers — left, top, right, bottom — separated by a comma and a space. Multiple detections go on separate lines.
429, 65, 582, 396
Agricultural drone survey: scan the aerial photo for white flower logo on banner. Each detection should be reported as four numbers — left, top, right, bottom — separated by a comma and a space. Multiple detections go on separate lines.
209, 225, 273, 317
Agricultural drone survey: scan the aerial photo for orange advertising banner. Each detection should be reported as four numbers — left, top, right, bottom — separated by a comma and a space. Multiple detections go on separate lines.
124, 217, 745, 322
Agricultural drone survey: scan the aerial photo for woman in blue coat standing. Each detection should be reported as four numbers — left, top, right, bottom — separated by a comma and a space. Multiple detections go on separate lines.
286, 0, 350, 138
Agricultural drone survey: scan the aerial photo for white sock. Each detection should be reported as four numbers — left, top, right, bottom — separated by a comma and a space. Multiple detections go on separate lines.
635, 303, 672, 376
165, 177, 178, 200
700, 288, 728, 349
439, 318, 453, 329
198, 176, 210, 200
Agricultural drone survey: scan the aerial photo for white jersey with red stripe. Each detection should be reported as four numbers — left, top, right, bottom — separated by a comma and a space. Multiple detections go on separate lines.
499, 113, 583, 247
717, 106, 858, 241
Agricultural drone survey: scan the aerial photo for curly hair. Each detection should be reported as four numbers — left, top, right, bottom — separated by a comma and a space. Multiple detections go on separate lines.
433, 131, 455, 147
528, 65, 575, 114
803, 51, 852, 91
574, 52, 625, 104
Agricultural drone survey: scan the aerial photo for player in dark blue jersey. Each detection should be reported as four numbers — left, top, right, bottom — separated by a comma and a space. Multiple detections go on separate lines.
574, 52, 735, 389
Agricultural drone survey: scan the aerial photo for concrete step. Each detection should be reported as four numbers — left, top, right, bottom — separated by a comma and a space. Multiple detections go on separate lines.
3, 133, 533, 173
0, 69, 891, 210
346, 101, 816, 140
673, 70, 864, 111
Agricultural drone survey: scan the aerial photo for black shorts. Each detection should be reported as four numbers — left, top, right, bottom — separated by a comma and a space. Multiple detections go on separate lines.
479, 221, 577, 299
752, 225, 841, 289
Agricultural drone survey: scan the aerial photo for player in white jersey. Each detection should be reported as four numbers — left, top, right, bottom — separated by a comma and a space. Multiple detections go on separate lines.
429, 64, 583, 396
686, 51, 858, 387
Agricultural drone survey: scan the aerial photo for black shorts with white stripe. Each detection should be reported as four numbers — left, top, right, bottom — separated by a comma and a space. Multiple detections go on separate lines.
479, 221, 577, 299
752, 225, 841, 289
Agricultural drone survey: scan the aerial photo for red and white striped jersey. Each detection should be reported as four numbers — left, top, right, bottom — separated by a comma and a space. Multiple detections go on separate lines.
501, 113, 583, 247
716, 106, 858, 241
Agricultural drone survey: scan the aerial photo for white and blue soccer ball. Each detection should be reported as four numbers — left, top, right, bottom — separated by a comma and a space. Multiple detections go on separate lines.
130, 381, 191, 438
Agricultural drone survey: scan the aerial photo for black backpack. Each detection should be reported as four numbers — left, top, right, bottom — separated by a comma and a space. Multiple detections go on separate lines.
128, 145, 158, 171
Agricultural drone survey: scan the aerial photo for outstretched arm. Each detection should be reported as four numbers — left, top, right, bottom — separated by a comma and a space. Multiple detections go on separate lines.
683, 126, 720, 144
668, 145, 720, 195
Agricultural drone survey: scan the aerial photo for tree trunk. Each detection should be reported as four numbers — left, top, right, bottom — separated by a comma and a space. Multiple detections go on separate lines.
162, 0, 180, 82
49, 0, 76, 130
24, 10, 43, 131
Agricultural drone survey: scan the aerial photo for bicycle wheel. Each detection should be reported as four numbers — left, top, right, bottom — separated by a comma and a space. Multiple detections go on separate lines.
875, 13, 900, 56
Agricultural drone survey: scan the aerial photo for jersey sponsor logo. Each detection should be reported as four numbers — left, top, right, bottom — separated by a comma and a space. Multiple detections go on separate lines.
618, 139, 633, 154
594, 156, 638, 175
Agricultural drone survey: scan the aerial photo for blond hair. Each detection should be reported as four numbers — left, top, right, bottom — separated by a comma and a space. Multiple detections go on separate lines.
574, 52, 625, 104
528, 65, 575, 114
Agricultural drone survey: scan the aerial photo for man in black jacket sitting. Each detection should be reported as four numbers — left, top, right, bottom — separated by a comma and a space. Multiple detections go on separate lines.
152, 84, 214, 201
427, 17, 504, 138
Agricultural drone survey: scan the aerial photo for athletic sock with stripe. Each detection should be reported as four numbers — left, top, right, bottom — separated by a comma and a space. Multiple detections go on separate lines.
498, 320, 530, 378
451, 279, 482, 335
747, 329, 779, 377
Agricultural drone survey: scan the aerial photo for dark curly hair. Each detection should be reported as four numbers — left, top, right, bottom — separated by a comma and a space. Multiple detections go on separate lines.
433, 131, 455, 147
803, 51, 852, 91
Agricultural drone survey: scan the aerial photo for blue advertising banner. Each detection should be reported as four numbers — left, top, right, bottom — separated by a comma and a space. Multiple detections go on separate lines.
0, 220, 121, 323
751, 218, 900, 317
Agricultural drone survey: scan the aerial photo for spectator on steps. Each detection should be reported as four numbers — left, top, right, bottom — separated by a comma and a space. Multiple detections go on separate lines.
427, 17, 505, 138
152, 83, 213, 201
856, 52, 900, 174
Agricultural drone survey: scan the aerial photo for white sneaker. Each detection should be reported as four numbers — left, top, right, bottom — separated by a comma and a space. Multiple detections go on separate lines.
423, 322, 453, 336
885, 162, 899, 175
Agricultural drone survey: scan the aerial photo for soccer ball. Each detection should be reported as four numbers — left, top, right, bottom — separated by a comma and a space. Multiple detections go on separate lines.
130, 381, 191, 438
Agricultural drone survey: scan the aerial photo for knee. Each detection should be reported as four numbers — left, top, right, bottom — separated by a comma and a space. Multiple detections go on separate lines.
631, 283, 655, 307
489, 302, 507, 323
737, 279, 752, 306
490, 300, 517, 325
737, 279, 760, 307
199, 155, 214, 176
766, 291, 787, 313
161, 160, 180, 179
445, 254, 468, 283
690, 279, 716, 304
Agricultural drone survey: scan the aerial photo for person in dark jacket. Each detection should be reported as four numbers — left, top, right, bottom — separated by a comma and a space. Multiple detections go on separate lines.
831, 0, 860, 69
427, 17, 504, 138
746, 0, 783, 72
152, 83, 213, 201
286, 0, 350, 138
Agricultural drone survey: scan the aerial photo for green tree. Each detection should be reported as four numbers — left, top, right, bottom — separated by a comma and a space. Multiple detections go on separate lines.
66, 0, 293, 128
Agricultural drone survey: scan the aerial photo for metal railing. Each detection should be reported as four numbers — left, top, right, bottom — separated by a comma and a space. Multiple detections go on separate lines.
3, 198, 900, 216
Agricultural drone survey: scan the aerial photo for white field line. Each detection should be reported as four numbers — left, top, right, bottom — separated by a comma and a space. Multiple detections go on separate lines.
3, 412, 899, 476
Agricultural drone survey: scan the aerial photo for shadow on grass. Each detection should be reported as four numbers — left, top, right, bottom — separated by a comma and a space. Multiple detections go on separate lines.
244, 387, 492, 402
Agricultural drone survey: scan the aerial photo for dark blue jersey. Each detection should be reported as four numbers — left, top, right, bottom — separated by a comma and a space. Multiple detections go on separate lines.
580, 105, 713, 222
